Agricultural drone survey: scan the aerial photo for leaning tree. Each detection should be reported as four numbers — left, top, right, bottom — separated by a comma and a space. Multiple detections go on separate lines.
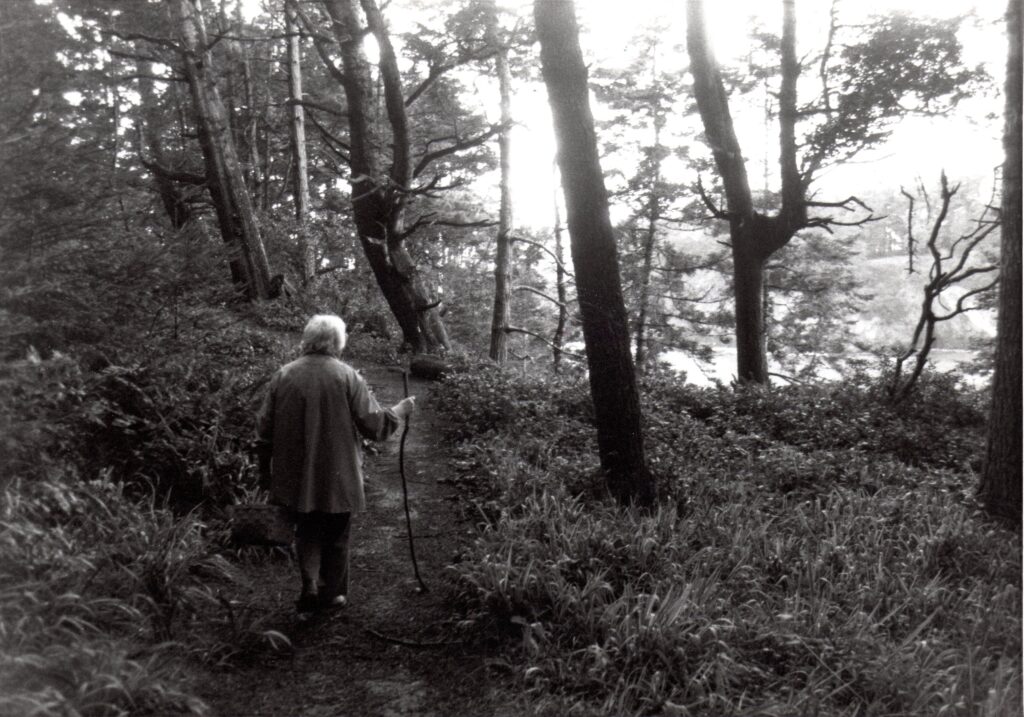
296, 0, 503, 352
168, 0, 274, 300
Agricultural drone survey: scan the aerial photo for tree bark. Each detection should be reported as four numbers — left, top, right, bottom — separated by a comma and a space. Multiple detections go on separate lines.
980, 0, 1023, 524
322, 0, 450, 352
218, 0, 261, 198
686, 0, 805, 383
171, 0, 272, 300
234, 0, 261, 201
137, 66, 195, 232
285, 0, 315, 284
535, 0, 653, 506
488, 2, 514, 363
634, 93, 664, 373
552, 160, 568, 372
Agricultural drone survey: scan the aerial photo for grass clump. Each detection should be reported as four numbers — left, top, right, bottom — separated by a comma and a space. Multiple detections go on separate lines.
439, 366, 1021, 716
0, 472, 216, 715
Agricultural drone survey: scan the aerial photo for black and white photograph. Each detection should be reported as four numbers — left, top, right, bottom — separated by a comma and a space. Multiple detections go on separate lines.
0, 0, 1020, 714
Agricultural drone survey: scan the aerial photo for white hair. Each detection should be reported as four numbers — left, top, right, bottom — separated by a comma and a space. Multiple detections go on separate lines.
300, 314, 347, 357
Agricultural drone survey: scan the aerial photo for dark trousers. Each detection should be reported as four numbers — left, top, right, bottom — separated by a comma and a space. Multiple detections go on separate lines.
295, 512, 352, 600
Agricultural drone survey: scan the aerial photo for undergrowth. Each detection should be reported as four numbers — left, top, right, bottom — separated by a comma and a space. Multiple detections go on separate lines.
0, 301, 319, 715
438, 366, 1021, 716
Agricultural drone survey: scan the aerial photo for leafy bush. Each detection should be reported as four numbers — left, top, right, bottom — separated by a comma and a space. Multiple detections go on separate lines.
441, 365, 1021, 716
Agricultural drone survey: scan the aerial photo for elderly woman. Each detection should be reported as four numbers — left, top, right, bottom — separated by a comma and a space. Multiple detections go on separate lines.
256, 314, 415, 614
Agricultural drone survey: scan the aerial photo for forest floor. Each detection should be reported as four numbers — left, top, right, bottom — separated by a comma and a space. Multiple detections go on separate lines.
192, 364, 526, 717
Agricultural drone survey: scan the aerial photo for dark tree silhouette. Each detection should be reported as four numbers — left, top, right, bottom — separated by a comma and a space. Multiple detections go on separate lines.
534, 0, 653, 506
980, 0, 1022, 525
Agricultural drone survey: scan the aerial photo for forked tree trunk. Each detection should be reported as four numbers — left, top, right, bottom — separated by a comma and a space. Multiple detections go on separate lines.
980, 0, 1022, 524
322, 0, 450, 352
686, 0, 805, 383
488, 4, 514, 363
285, 0, 315, 284
535, 0, 653, 506
171, 0, 272, 300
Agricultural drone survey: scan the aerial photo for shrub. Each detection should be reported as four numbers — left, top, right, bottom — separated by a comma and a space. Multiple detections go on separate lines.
442, 365, 1021, 716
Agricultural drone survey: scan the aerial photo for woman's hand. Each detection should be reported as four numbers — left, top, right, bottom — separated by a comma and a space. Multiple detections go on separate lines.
393, 396, 416, 419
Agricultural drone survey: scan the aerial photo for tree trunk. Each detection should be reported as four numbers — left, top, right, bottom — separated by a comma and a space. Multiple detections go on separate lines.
535, 0, 653, 506
285, 0, 315, 284
552, 161, 568, 372
322, 0, 449, 352
980, 0, 1022, 524
488, 4, 514, 363
686, 0, 804, 383
219, 0, 260, 198
234, 0, 261, 200
634, 107, 664, 373
733, 233, 770, 382
171, 0, 272, 300
137, 66, 195, 231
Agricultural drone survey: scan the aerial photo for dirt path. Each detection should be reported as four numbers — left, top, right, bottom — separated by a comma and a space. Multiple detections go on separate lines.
198, 366, 522, 717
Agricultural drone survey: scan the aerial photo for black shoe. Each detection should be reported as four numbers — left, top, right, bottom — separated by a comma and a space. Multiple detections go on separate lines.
296, 593, 320, 614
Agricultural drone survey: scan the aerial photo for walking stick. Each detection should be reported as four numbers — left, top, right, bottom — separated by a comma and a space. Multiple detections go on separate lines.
400, 370, 429, 593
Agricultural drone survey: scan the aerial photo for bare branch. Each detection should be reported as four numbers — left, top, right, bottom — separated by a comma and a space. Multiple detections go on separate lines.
514, 285, 567, 308
207, 31, 290, 44
511, 235, 574, 276
112, 72, 186, 84
933, 277, 1000, 321
695, 176, 730, 220
397, 212, 496, 240
946, 219, 1000, 267
138, 151, 207, 185
805, 195, 873, 212
405, 44, 499, 107
924, 172, 957, 277
306, 112, 351, 162
805, 214, 882, 229
107, 48, 168, 64
901, 185, 917, 273
293, 3, 346, 85
505, 326, 585, 360
287, 97, 346, 117
423, 217, 497, 229
407, 176, 471, 197
100, 28, 177, 49
818, 0, 839, 116
405, 64, 449, 108
412, 124, 504, 178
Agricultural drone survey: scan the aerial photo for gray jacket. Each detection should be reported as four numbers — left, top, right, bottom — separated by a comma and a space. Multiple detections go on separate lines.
256, 355, 399, 513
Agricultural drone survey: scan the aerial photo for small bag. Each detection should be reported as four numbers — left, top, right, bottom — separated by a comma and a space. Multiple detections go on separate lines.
229, 503, 295, 546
